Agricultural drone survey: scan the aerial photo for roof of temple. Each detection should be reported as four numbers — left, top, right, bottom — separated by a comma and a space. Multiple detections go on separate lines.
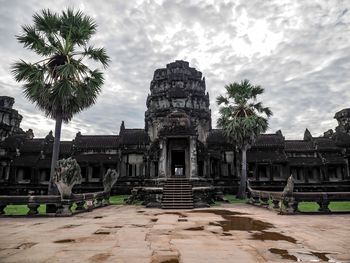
321, 154, 347, 164
285, 140, 314, 152
0, 134, 26, 150
74, 135, 119, 149
19, 139, 45, 153
12, 155, 39, 166
313, 137, 339, 151
252, 134, 284, 148
206, 129, 228, 145
119, 129, 150, 145
74, 153, 118, 163
288, 157, 323, 166
247, 150, 287, 163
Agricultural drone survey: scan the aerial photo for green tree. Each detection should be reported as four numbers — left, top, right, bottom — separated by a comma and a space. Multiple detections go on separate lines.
216, 80, 272, 199
11, 9, 110, 197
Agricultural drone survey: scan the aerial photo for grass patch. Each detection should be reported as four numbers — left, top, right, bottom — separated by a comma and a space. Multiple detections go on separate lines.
224, 195, 247, 204
214, 195, 247, 206
109, 195, 129, 205
298, 202, 320, 212
328, 201, 350, 212
298, 201, 350, 212
3, 195, 129, 215
4, 204, 46, 215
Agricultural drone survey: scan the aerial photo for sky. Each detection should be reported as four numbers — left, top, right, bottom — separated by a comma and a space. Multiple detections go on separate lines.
0, 0, 349, 140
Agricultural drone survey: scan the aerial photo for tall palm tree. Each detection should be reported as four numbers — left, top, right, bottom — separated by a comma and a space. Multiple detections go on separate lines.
11, 9, 110, 196
216, 80, 272, 199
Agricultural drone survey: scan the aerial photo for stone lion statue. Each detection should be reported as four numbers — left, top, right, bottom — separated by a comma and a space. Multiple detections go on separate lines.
53, 158, 82, 199
103, 169, 120, 193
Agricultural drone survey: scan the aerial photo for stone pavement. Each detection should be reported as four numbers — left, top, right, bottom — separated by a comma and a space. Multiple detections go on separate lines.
0, 204, 349, 262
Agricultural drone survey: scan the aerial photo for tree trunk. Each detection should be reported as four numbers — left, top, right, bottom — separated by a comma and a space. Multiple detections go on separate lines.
48, 115, 62, 195
237, 145, 247, 199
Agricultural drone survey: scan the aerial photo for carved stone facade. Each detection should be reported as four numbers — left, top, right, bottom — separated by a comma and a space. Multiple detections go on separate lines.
0, 61, 349, 194
0, 96, 23, 141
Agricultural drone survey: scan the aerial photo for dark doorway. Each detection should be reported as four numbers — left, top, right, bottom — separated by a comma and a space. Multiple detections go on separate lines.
171, 150, 185, 176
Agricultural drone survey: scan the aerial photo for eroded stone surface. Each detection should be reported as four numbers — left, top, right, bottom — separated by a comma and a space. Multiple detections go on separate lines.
0, 204, 349, 263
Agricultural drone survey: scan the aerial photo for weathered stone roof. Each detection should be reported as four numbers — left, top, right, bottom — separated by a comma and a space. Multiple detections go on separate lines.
119, 129, 149, 145
313, 137, 339, 151
247, 150, 287, 163
288, 157, 323, 166
206, 129, 228, 145
252, 134, 284, 148
20, 139, 45, 153
74, 135, 119, 149
74, 154, 118, 164
12, 155, 38, 166
285, 140, 314, 152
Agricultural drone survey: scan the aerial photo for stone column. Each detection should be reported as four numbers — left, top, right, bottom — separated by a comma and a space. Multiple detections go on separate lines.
189, 136, 198, 178
158, 138, 167, 178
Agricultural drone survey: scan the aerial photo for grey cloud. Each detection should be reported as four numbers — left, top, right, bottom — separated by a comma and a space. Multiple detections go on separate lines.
0, 0, 349, 140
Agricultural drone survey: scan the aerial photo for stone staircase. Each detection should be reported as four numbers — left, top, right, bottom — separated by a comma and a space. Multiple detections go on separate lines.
161, 178, 194, 209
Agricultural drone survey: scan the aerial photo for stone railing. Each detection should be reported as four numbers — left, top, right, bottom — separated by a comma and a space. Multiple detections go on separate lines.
0, 191, 110, 217
247, 181, 350, 214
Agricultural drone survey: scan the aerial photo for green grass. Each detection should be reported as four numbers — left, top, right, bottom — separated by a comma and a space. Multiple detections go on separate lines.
3, 195, 129, 215
297, 202, 320, 212
109, 195, 129, 205
224, 194, 247, 203
297, 201, 350, 212
213, 195, 247, 206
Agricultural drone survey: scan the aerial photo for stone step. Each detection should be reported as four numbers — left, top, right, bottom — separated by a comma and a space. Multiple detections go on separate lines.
163, 194, 192, 196
162, 205, 194, 209
161, 178, 194, 209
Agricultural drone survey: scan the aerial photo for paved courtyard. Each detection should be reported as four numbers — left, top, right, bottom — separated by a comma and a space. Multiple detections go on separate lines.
0, 204, 349, 263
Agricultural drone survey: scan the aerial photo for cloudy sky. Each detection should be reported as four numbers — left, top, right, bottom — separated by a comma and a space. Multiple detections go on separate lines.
0, 0, 349, 140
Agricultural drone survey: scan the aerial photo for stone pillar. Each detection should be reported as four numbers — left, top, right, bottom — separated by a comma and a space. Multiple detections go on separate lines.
189, 136, 198, 178
158, 138, 167, 178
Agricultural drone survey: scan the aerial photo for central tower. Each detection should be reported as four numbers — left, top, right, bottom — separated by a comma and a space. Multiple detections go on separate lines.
145, 60, 212, 178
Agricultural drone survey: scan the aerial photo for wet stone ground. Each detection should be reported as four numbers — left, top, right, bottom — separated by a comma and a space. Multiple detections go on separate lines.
0, 204, 349, 263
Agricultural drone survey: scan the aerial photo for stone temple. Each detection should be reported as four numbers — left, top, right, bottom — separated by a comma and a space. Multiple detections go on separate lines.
0, 61, 349, 206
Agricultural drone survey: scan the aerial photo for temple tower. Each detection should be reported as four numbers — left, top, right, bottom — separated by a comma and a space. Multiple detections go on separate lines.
145, 61, 211, 178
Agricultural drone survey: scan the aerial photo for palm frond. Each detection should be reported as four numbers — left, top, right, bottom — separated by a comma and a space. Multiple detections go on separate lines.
16, 25, 55, 56
82, 46, 110, 68
33, 9, 61, 34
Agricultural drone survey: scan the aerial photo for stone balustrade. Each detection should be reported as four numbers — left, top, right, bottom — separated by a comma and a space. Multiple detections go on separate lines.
0, 191, 110, 216
247, 181, 350, 214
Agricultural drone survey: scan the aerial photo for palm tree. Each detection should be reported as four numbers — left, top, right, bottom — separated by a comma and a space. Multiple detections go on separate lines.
11, 9, 110, 196
216, 80, 272, 199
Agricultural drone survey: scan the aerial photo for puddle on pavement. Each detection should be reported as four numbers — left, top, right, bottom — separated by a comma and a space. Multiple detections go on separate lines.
155, 212, 188, 217
189, 209, 244, 216
54, 238, 75, 243
159, 260, 179, 263
269, 248, 333, 262
310, 251, 331, 261
89, 252, 112, 262
59, 224, 81, 229
15, 242, 37, 249
94, 229, 110, 235
251, 231, 297, 243
185, 226, 204, 231
269, 248, 298, 261
216, 216, 274, 231
103, 225, 122, 229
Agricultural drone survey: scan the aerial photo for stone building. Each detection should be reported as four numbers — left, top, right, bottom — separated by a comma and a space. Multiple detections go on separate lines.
0, 61, 349, 195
